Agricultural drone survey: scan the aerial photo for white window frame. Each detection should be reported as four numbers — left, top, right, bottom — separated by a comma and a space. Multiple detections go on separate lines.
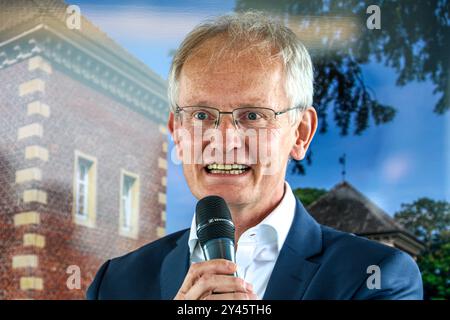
73, 150, 97, 228
121, 175, 134, 231
76, 158, 91, 219
119, 170, 140, 238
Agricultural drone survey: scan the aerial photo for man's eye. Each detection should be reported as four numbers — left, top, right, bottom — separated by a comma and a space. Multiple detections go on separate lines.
193, 111, 209, 120
244, 112, 261, 121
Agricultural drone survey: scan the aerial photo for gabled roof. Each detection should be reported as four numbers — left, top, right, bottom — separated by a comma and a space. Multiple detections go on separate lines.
307, 181, 410, 235
307, 181, 425, 256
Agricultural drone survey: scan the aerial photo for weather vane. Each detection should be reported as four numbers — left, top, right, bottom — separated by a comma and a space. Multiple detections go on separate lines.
338, 153, 346, 182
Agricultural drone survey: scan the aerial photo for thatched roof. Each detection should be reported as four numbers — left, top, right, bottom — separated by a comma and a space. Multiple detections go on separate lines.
307, 181, 425, 256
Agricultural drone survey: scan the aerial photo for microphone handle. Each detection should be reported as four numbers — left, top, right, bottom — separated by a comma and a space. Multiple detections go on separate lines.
201, 238, 238, 277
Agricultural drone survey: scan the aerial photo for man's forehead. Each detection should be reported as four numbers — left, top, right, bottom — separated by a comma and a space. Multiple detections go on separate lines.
181, 60, 283, 86
180, 49, 284, 91
178, 36, 288, 109
182, 36, 283, 75
178, 72, 282, 108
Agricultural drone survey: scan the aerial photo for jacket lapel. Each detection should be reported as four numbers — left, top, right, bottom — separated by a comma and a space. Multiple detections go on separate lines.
159, 230, 190, 299
263, 199, 323, 300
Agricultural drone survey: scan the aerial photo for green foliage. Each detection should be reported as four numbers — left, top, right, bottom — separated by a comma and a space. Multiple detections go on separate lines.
394, 198, 450, 300
418, 242, 450, 300
293, 187, 328, 206
394, 198, 450, 248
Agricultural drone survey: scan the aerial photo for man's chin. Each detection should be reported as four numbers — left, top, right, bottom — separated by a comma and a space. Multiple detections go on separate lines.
197, 186, 252, 204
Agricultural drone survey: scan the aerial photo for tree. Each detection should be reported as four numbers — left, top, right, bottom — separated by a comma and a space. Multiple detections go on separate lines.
235, 0, 449, 174
418, 242, 450, 299
293, 187, 328, 206
394, 198, 450, 248
394, 198, 450, 299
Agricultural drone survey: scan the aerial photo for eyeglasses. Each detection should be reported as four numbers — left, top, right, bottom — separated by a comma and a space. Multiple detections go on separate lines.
174, 104, 303, 130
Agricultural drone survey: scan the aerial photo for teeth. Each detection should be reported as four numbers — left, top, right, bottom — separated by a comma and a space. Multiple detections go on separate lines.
206, 164, 249, 171
210, 169, 245, 175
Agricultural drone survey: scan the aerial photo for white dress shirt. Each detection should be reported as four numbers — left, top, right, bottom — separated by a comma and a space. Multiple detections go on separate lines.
187, 181, 296, 299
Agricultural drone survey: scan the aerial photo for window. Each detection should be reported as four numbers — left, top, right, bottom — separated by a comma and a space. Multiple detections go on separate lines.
73, 151, 97, 227
119, 170, 140, 238
121, 175, 134, 230
76, 158, 91, 219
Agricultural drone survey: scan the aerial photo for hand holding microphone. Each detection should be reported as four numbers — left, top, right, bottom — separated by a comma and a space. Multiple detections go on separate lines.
174, 196, 257, 300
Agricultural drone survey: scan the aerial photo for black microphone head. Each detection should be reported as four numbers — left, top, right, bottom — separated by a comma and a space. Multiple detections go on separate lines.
195, 195, 235, 246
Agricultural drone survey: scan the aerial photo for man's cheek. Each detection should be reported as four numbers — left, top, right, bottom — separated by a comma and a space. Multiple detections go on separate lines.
175, 127, 204, 165
258, 129, 282, 176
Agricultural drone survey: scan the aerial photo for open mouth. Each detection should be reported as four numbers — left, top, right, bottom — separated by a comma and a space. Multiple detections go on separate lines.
204, 163, 251, 175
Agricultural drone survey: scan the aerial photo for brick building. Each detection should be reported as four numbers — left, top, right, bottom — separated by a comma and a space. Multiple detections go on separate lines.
0, 1, 169, 299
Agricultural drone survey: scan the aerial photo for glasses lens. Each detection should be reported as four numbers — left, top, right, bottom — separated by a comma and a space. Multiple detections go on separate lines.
233, 107, 276, 129
180, 107, 218, 129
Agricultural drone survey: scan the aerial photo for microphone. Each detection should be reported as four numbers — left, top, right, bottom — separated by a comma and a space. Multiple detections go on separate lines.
195, 195, 237, 276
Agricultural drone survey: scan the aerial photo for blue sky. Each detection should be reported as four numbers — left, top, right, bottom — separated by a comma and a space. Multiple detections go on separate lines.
74, 0, 449, 233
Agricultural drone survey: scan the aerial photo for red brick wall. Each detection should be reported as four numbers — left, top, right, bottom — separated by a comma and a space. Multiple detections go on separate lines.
0, 56, 168, 299
0, 59, 35, 300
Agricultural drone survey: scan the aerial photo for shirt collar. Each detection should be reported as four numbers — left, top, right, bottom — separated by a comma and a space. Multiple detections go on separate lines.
188, 181, 296, 255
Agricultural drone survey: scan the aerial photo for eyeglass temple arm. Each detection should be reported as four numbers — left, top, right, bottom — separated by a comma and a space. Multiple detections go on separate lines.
274, 106, 303, 116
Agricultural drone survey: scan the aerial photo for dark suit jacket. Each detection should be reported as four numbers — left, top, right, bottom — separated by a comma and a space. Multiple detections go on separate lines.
86, 199, 423, 299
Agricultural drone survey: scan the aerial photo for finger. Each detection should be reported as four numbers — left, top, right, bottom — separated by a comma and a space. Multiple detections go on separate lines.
177, 259, 237, 295
203, 292, 259, 300
185, 275, 252, 300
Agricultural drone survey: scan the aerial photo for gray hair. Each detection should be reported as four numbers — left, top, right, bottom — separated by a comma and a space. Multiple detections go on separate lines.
167, 11, 314, 122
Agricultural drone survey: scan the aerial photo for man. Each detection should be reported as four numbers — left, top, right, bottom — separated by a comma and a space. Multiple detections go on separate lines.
87, 11, 422, 300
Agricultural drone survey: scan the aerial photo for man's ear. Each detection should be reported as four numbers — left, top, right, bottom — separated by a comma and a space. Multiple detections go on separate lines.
168, 111, 176, 138
168, 111, 184, 161
290, 106, 318, 161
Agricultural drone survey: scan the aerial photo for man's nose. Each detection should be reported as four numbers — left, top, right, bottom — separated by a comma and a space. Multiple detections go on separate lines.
216, 114, 242, 152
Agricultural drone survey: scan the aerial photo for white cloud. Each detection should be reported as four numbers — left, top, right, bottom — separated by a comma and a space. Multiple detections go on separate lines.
381, 153, 412, 184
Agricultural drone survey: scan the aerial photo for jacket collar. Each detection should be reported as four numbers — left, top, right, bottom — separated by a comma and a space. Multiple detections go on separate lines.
159, 230, 190, 299
263, 198, 323, 299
